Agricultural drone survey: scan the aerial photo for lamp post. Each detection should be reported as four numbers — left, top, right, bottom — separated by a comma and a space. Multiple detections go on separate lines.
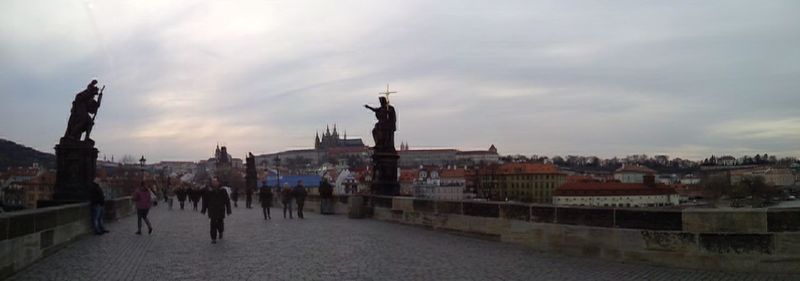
139, 155, 146, 185
274, 154, 282, 190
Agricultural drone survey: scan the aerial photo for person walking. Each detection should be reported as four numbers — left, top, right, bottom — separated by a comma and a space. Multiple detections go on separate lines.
131, 184, 154, 235
319, 178, 334, 215
166, 186, 175, 210
89, 182, 109, 235
245, 187, 253, 209
190, 187, 201, 211
293, 180, 308, 219
281, 183, 293, 219
176, 186, 187, 210
201, 176, 232, 244
259, 186, 273, 220
230, 187, 239, 208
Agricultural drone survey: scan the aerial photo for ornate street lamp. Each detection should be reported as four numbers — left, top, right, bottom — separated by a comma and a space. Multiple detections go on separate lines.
139, 155, 146, 184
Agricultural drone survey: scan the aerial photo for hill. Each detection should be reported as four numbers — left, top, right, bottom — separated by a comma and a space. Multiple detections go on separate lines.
0, 138, 55, 170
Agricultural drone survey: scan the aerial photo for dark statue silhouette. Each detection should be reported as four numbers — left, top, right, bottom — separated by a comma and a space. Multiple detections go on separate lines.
65, 79, 104, 142
364, 96, 397, 153
43, 79, 105, 205
365, 96, 400, 196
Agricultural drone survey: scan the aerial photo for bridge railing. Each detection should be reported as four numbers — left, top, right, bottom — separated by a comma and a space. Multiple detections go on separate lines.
0, 197, 133, 279
360, 195, 800, 273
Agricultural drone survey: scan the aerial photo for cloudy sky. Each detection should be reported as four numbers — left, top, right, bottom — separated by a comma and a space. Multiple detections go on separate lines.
1, 1, 799, 162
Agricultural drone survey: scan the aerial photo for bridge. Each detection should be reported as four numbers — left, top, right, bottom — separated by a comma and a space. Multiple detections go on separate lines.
5, 201, 796, 281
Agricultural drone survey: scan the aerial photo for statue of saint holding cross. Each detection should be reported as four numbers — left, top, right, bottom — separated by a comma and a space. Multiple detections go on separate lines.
364, 85, 398, 152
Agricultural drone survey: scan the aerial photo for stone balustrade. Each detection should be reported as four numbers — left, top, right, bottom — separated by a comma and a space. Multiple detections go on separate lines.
0, 197, 133, 279
365, 196, 800, 273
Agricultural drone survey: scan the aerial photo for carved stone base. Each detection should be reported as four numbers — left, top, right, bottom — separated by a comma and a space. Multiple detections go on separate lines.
52, 137, 98, 202
370, 152, 400, 196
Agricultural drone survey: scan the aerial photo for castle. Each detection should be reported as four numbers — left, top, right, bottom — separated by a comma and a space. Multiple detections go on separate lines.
314, 124, 365, 150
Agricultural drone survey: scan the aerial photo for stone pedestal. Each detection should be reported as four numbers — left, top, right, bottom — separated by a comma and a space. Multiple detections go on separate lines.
52, 137, 98, 202
370, 152, 400, 196
348, 195, 366, 219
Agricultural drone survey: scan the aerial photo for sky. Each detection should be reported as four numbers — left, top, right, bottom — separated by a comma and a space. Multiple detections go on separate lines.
1, 0, 799, 162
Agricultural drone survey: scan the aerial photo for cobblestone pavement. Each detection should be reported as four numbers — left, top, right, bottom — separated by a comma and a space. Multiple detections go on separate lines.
8, 204, 798, 281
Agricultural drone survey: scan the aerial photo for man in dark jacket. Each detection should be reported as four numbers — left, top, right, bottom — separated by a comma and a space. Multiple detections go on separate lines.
230, 187, 239, 208
245, 188, 253, 209
319, 178, 334, 215
293, 180, 308, 219
176, 187, 187, 210
201, 176, 232, 244
258, 186, 273, 220
89, 182, 109, 235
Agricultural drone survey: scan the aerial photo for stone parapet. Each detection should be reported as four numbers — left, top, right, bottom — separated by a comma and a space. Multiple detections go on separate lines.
367, 196, 800, 273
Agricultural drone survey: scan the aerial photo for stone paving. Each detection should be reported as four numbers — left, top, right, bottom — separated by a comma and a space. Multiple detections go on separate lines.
7, 204, 798, 281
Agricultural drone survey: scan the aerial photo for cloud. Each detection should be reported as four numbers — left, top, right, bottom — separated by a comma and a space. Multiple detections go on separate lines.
1, 0, 799, 161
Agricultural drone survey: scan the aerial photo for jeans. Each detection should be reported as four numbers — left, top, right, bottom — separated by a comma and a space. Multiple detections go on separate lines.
283, 200, 293, 218
92, 205, 106, 233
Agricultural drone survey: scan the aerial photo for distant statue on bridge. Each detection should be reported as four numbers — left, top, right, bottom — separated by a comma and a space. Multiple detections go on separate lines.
364, 96, 396, 152
64, 79, 104, 141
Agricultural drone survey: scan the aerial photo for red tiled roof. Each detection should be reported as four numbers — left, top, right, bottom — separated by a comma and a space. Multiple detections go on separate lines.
566, 175, 594, 183
555, 181, 677, 196
440, 169, 466, 178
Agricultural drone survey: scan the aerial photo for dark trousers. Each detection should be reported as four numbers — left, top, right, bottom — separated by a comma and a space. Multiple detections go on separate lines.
262, 207, 270, 219
246, 195, 252, 208
179, 201, 185, 210
210, 218, 224, 240
296, 199, 305, 218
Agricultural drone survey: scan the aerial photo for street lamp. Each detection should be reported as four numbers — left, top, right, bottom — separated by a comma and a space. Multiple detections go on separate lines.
274, 154, 282, 191
139, 155, 146, 184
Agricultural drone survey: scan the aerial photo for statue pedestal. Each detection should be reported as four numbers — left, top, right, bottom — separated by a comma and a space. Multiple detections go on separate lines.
370, 151, 400, 196
51, 137, 98, 203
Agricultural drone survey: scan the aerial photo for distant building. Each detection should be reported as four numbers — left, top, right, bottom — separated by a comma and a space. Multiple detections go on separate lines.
455, 145, 500, 163
554, 176, 679, 207
399, 145, 499, 167
614, 164, 656, 183
476, 163, 566, 203
314, 124, 366, 150
412, 166, 465, 201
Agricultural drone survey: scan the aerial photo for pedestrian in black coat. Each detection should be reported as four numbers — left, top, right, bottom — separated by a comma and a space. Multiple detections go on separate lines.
176, 187, 188, 210
258, 186, 273, 220
201, 177, 232, 244
293, 180, 308, 219
245, 188, 253, 209
89, 182, 109, 235
319, 178, 334, 215
230, 187, 239, 208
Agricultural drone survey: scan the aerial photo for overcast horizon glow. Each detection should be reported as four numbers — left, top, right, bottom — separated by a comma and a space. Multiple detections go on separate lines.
1, 1, 799, 162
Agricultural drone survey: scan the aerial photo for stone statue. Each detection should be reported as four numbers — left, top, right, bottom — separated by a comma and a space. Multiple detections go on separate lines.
64, 79, 103, 141
364, 96, 396, 152
364, 96, 400, 196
